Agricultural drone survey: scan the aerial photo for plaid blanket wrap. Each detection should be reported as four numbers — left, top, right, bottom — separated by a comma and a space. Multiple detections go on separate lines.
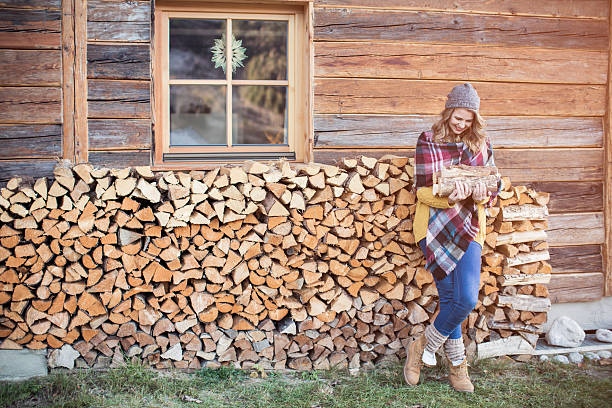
415, 131, 497, 280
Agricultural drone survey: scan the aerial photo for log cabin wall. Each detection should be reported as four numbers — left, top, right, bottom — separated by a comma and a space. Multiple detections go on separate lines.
311, 0, 611, 304
86, 0, 152, 168
0, 0, 63, 183
0, 0, 610, 305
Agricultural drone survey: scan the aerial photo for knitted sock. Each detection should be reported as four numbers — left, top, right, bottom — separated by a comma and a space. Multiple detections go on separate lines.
444, 338, 466, 365
424, 324, 448, 355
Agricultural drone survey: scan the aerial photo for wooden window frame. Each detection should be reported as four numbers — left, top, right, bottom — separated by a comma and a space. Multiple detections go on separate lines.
153, 1, 313, 169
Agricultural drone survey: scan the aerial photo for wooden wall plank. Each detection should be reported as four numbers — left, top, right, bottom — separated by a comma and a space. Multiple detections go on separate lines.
313, 9, 609, 50
0, 50, 61, 86
313, 148, 602, 182
0, 8, 61, 49
87, 44, 150, 80
549, 245, 603, 274
314, 115, 603, 148
548, 273, 604, 303
88, 119, 151, 150
524, 181, 603, 214
0, 159, 56, 184
548, 213, 605, 246
87, 0, 150, 42
314, 79, 606, 116
88, 150, 151, 167
0, 87, 62, 123
0, 124, 61, 158
0, 0, 60, 9
88, 79, 151, 119
315, 42, 608, 85
314, 0, 609, 18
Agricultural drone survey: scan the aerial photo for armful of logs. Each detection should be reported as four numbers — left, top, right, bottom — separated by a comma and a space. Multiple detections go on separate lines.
432, 164, 500, 197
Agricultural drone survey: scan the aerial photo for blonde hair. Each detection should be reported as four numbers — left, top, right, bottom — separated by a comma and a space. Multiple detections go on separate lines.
431, 108, 487, 153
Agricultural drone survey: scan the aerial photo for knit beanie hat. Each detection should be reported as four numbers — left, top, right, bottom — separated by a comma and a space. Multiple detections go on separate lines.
445, 83, 480, 111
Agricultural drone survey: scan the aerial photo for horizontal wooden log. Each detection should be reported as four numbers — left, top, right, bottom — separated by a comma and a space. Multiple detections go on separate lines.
0, 50, 61, 86
314, 8, 609, 50
502, 204, 549, 222
497, 294, 551, 312
548, 213, 605, 246
0, 1, 60, 9
494, 149, 603, 183
547, 272, 604, 303
88, 80, 151, 119
87, 0, 150, 42
434, 174, 498, 197
0, 124, 61, 158
313, 149, 603, 182
0, 8, 61, 49
87, 0, 150, 21
314, 115, 604, 149
315, 42, 608, 84
0, 159, 55, 185
525, 181, 603, 213
500, 273, 551, 286
487, 320, 544, 334
87, 44, 150, 80
313, 0, 609, 18
88, 150, 151, 168
477, 336, 533, 359
87, 22, 150, 42
506, 250, 550, 267
496, 230, 547, 246
88, 119, 151, 150
549, 245, 602, 274
314, 79, 606, 116
0, 87, 62, 123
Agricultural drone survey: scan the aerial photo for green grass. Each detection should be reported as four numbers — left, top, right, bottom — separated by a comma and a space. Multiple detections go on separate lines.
1, 358, 610, 408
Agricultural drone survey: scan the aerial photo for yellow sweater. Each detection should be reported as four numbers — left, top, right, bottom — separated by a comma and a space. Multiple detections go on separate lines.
414, 187, 487, 247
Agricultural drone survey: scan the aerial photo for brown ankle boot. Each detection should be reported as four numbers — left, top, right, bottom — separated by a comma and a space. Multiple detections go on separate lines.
403, 332, 426, 386
448, 359, 474, 392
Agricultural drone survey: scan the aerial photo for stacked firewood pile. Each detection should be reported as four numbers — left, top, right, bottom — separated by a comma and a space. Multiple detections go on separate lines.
474, 178, 551, 358
0, 157, 550, 370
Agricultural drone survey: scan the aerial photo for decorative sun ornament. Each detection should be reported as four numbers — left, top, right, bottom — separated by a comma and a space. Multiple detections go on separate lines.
211, 33, 247, 74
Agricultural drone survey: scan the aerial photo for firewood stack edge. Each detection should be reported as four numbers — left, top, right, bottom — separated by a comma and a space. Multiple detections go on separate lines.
0, 156, 550, 370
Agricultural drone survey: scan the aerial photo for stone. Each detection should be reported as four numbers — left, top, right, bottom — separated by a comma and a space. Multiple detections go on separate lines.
552, 355, 569, 364
595, 328, 612, 343
161, 343, 183, 361
597, 350, 611, 359
545, 316, 585, 347
539, 355, 549, 362
584, 352, 600, 361
0, 349, 47, 380
568, 352, 583, 364
48, 344, 80, 369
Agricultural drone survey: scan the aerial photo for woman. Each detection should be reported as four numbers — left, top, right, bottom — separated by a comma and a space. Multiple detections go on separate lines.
403, 83, 498, 392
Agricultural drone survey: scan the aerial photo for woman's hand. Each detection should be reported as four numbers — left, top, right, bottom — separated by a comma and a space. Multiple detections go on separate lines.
448, 180, 471, 205
472, 181, 490, 202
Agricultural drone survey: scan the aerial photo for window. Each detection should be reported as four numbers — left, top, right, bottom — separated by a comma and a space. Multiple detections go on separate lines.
153, 1, 311, 167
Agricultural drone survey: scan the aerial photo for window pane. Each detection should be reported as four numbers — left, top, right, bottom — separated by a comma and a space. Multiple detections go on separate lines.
170, 19, 226, 80
170, 85, 226, 146
232, 20, 287, 80
232, 85, 287, 145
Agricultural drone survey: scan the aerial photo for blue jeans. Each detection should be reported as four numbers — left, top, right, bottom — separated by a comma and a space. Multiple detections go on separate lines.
418, 239, 481, 340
